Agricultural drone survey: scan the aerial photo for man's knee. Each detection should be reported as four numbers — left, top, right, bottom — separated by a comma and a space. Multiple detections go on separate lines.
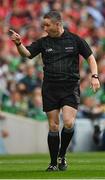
64, 118, 75, 129
62, 106, 77, 128
49, 122, 59, 131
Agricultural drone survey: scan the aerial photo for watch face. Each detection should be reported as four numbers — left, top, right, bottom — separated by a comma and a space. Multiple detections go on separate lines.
92, 74, 98, 78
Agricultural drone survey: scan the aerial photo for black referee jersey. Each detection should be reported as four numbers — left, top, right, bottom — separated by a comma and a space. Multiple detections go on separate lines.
26, 30, 92, 82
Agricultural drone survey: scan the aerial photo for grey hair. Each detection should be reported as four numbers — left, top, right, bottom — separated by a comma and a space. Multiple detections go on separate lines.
43, 11, 62, 22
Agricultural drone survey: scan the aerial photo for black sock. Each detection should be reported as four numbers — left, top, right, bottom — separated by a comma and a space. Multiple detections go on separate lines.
59, 126, 74, 158
48, 131, 60, 166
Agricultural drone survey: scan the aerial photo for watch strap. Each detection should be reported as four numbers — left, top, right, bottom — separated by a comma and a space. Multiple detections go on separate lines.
91, 74, 99, 79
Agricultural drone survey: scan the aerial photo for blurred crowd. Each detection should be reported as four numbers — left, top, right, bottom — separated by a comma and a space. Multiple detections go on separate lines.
0, 0, 105, 121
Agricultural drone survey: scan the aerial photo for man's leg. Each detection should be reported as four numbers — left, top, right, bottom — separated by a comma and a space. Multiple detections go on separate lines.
58, 105, 77, 170
46, 109, 60, 171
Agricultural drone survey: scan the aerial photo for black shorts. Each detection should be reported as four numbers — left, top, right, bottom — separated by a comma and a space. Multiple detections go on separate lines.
42, 81, 80, 112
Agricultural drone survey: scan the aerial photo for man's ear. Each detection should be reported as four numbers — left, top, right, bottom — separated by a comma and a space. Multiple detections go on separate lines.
56, 22, 61, 30
56, 21, 60, 26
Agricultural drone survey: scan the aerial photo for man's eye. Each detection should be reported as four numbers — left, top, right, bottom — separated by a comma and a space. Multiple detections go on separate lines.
45, 24, 50, 27
41, 24, 44, 28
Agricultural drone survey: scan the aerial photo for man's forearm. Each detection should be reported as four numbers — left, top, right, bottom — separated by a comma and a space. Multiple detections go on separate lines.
87, 54, 98, 75
16, 43, 31, 58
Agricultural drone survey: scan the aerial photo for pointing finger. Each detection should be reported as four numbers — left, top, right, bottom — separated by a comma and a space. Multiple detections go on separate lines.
8, 29, 15, 37
9, 29, 16, 34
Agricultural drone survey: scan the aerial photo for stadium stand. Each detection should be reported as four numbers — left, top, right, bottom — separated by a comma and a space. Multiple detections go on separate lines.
0, 0, 105, 121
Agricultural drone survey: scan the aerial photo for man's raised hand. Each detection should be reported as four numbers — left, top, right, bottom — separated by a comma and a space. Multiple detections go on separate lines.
9, 29, 21, 45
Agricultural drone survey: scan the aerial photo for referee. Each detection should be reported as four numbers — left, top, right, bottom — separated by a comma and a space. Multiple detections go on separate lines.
9, 11, 100, 171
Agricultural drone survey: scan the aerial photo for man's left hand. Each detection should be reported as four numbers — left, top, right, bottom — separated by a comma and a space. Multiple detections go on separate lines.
91, 78, 100, 92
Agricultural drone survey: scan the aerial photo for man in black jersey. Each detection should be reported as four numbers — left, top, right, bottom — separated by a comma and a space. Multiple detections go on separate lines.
9, 11, 100, 171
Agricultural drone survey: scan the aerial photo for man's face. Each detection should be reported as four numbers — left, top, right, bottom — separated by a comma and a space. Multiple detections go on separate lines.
42, 18, 59, 37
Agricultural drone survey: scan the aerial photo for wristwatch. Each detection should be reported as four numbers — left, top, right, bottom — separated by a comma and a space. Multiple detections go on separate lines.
15, 42, 21, 46
91, 74, 99, 79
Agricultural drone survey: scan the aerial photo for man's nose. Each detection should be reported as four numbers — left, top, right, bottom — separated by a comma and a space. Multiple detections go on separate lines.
44, 26, 48, 32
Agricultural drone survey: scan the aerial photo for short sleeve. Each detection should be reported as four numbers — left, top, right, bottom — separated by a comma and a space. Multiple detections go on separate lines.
76, 36, 92, 59
26, 39, 42, 59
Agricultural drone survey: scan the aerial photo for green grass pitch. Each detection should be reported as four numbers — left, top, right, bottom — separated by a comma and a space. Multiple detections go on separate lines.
0, 152, 105, 179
